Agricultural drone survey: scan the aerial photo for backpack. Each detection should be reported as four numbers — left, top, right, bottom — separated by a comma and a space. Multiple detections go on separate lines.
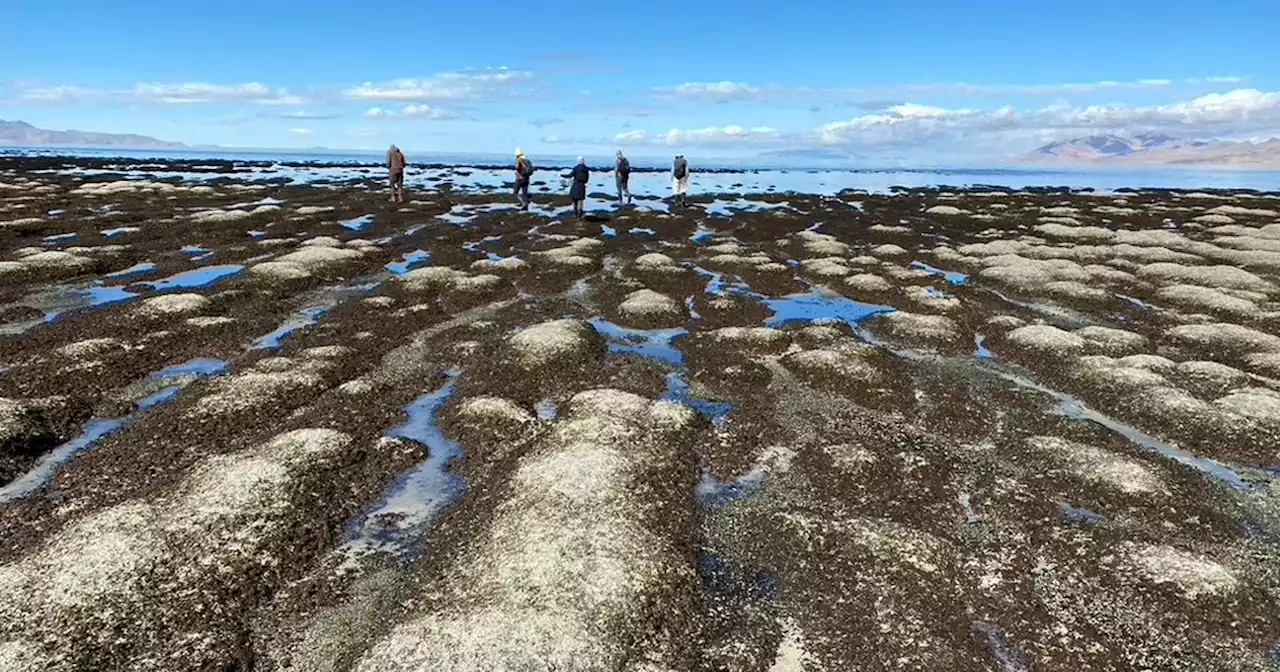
519, 158, 534, 178
674, 162, 687, 179
618, 157, 630, 175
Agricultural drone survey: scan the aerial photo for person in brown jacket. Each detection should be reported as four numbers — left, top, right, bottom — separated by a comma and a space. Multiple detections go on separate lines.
514, 148, 534, 210
387, 144, 407, 203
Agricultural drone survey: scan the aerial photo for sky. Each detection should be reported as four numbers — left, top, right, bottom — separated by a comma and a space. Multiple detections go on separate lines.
1, 0, 1277, 164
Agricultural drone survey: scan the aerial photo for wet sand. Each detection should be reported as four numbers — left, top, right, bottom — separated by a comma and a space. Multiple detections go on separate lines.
2, 159, 1280, 670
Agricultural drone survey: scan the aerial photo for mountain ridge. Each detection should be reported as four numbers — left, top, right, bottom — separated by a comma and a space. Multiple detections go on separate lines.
0, 120, 186, 150
1025, 133, 1280, 168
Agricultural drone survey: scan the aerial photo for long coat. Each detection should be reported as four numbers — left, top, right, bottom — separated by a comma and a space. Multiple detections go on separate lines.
568, 164, 590, 201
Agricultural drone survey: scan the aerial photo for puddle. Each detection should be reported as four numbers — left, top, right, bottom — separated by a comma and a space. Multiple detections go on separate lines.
181, 245, 210, 257
959, 492, 982, 523
47, 209, 66, 218
1058, 501, 1108, 526
601, 224, 617, 238
630, 227, 658, 238
763, 288, 894, 329
0, 419, 128, 505
248, 230, 267, 239
690, 223, 715, 244
987, 365, 1251, 490
341, 215, 375, 232
344, 371, 464, 556
924, 286, 953, 299
588, 318, 687, 367
911, 261, 969, 285
385, 250, 432, 275
43, 233, 77, 245
2, 284, 143, 335
101, 227, 139, 238
251, 278, 382, 350
971, 621, 1030, 672
142, 264, 245, 292
1117, 294, 1149, 309
974, 334, 994, 359
534, 399, 559, 421
105, 263, 157, 280
689, 265, 760, 299
685, 295, 703, 321
0, 358, 228, 505
663, 372, 733, 427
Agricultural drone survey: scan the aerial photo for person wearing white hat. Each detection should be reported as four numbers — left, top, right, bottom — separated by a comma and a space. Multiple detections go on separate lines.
514, 148, 534, 210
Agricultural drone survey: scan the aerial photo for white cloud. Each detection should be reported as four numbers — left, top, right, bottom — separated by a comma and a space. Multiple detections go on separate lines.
655, 77, 1241, 102
276, 110, 339, 120
289, 128, 312, 136
614, 125, 784, 147
363, 104, 456, 120
18, 81, 305, 106
343, 68, 534, 102
817, 88, 1280, 148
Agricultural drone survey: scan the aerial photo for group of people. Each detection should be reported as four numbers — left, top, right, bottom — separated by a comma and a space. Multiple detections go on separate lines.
385, 145, 693, 215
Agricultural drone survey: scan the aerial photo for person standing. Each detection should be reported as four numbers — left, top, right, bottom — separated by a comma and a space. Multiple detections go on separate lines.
514, 148, 534, 210
387, 144, 407, 203
565, 156, 590, 218
672, 154, 690, 208
615, 150, 632, 205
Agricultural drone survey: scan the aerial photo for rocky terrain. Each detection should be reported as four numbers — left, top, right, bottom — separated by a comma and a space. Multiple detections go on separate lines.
2, 158, 1280, 671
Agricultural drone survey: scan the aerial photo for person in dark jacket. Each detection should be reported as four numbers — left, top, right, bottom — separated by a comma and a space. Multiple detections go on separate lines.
564, 156, 590, 218
672, 154, 690, 208
615, 150, 632, 205
514, 148, 533, 210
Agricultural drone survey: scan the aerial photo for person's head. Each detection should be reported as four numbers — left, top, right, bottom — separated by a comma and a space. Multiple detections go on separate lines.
676, 154, 683, 160
578, 156, 586, 165
617, 150, 624, 159
390, 144, 398, 152
515, 148, 525, 158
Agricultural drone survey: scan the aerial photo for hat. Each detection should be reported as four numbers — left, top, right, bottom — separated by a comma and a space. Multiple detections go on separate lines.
616, 150, 624, 158
515, 148, 525, 157
578, 156, 585, 164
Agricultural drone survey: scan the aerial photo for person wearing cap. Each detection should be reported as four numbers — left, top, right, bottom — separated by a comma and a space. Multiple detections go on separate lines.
615, 150, 632, 205
671, 154, 690, 208
564, 156, 590, 218
514, 148, 534, 210
387, 144, 407, 203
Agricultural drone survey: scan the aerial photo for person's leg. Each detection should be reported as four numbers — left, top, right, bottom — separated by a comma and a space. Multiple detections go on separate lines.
521, 182, 530, 209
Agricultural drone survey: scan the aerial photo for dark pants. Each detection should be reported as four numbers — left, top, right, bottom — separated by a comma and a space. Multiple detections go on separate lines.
616, 174, 631, 203
514, 180, 530, 209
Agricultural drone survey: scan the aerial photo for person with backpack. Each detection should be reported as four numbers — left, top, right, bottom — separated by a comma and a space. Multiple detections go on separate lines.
387, 144, 407, 203
514, 148, 534, 210
672, 154, 690, 208
615, 150, 632, 205
564, 156, 590, 218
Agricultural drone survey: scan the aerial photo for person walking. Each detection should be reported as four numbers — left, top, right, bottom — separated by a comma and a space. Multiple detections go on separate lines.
565, 156, 590, 218
615, 150, 632, 205
514, 148, 534, 210
672, 154, 690, 208
387, 144, 407, 203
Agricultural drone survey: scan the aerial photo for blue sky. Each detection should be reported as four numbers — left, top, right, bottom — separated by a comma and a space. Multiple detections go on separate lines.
1, 0, 1277, 163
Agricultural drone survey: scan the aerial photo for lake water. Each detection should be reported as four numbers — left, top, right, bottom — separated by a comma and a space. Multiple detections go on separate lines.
3, 146, 1277, 194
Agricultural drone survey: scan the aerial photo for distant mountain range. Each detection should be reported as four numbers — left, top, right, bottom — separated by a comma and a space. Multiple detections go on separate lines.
1026, 133, 1280, 168
0, 120, 186, 150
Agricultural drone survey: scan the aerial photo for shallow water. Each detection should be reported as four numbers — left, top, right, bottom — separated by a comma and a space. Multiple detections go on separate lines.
385, 250, 432, 275
105, 262, 157, 280
0, 357, 228, 504
910, 261, 970, 285
251, 278, 382, 350
143, 264, 245, 292
663, 372, 734, 427
101, 227, 139, 238
588, 318, 688, 367
763, 288, 895, 329
341, 215, 375, 232
344, 372, 464, 556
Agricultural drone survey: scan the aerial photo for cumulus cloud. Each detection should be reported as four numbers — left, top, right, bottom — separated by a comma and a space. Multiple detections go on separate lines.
614, 125, 785, 147
655, 77, 1244, 102
817, 88, 1280, 148
276, 110, 338, 120
364, 104, 456, 120
343, 68, 534, 102
18, 82, 306, 106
